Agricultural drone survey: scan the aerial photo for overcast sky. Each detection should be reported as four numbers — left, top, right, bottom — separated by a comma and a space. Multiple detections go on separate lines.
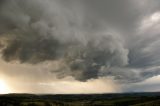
0, 0, 160, 94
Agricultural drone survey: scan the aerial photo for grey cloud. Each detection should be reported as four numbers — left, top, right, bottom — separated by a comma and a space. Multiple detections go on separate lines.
2, 36, 60, 63
65, 35, 128, 81
0, 0, 129, 81
0, 0, 160, 83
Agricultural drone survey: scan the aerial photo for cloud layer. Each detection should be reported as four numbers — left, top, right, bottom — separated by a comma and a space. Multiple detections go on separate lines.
0, 0, 160, 92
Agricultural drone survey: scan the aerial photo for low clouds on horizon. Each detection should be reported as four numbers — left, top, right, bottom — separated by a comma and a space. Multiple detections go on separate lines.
0, 0, 160, 93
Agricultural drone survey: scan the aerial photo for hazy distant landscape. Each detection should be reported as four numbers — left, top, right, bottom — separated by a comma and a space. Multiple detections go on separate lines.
0, 92, 160, 106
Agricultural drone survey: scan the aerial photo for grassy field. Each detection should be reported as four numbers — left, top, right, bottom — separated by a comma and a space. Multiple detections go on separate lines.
0, 92, 160, 106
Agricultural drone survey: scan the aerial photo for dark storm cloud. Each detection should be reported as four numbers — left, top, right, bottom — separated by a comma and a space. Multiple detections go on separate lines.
0, 0, 67, 63
2, 37, 60, 63
0, 0, 160, 83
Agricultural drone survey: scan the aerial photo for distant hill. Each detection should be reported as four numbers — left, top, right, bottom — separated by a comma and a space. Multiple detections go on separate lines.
0, 92, 160, 106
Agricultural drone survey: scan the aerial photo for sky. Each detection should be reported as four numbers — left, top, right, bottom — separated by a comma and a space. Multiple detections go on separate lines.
0, 0, 160, 94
